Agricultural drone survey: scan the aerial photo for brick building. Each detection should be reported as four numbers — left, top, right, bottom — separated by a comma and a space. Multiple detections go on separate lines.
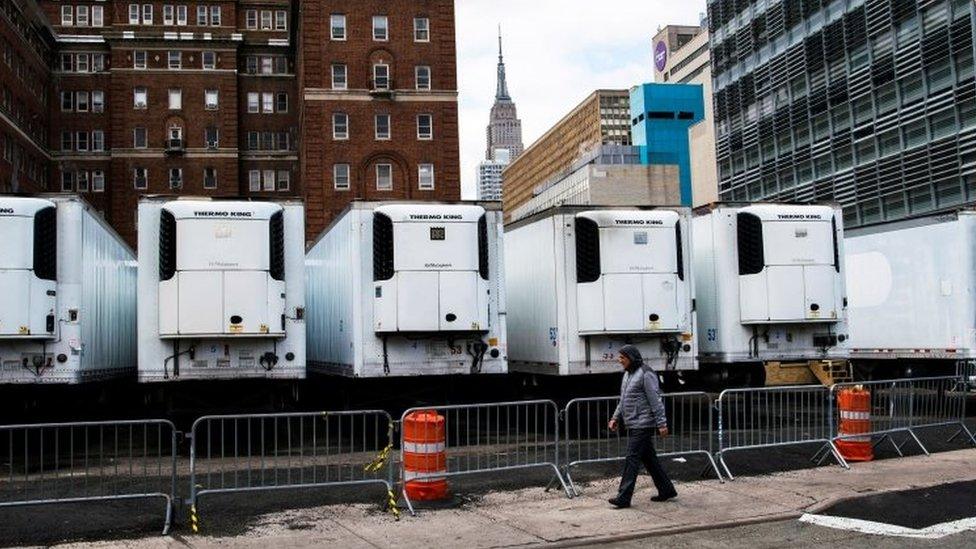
2, 0, 461, 245
0, 0, 55, 194
298, 0, 461, 239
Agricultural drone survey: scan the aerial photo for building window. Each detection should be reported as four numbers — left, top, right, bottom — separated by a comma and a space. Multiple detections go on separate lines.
331, 64, 347, 89
417, 114, 433, 140
168, 89, 182, 110
334, 163, 350, 190
168, 51, 181, 69
202, 51, 216, 69
134, 168, 148, 189
129, 4, 140, 25
92, 6, 103, 26
133, 87, 147, 109
163, 5, 174, 25
92, 170, 105, 192
210, 6, 220, 26
60, 54, 72, 72
331, 14, 346, 40
76, 91, 89, 112
205, 126, 218, 148
246, 10, 257, 29
416, 66, 431, 90
61, 6, 73, 26
247, 132, 259, 150
276, 132, 290, 150
61, 131, 72, 151
142, 4, 153, 25
77, 171, 89, 191
375, 114, 391, 140
92, 54, 105, 72
277, 170, 290, 191
260, 11, 272, 30
133, 127, 147, 148
373, 64, 390, 90
197, 5, 207, 26
77, 6, 89, 26
76, 54, 89, 73
92, 91, 104, 112
247, 92, 259, 113
373, 15, 389, 41
76, 131, 88, 151
204, 167, 217, 189
169, 168, 183, 189
177, 5, 187, 25
263, 170, 275, 191
418, 164, 435, 189
61, 171, 74, 191
249, 170, 261, 191
333, 113, 349, 139
61, 92, 73, 112
92, 130, 104, 151
205, 89, 218, 110
262, 92, 274, 113
414, 17, 430, 42
275, 11, 287, 31
134, 50, 147, 69
376, 163, 393, 190
276, 92, 288, 113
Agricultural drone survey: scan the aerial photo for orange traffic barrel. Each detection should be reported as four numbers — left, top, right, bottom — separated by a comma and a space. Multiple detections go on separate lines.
403, 410, 449, 501
836, 387, 873, 462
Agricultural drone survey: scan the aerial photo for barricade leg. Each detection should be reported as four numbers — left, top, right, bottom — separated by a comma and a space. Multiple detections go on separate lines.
548, 464, 573, 499
716, 451, 735, 481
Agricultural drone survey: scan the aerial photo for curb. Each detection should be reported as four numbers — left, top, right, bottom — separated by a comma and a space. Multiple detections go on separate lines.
530, 511, 803, 548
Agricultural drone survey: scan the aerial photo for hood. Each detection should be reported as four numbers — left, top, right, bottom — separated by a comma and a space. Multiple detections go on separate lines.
619, 344, 644, 370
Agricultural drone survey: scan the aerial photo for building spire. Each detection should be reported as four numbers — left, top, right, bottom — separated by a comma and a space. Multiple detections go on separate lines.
495, 25, 510, 101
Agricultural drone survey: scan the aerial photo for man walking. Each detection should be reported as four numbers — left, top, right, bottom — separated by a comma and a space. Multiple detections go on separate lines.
608, 344, 677, 508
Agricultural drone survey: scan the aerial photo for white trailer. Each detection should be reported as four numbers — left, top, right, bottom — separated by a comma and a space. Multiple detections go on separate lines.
137, 198, 306, 382
306, 202, 507, 378
504, 207, 696, 376
693, 204, 849, 373
846, 210, 976, 368
0, 195, 136, 384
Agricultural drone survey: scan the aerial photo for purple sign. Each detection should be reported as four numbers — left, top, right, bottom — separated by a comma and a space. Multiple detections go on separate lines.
654, 41, 668, 72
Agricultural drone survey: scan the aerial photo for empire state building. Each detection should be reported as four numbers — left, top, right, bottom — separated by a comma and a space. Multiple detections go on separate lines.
485, 30, 524, 162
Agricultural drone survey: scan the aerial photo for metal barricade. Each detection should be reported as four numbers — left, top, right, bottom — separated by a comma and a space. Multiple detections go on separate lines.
0, 420, 177, 534
716, 385, 848, 480
560, 392, 722, 494
399, 400, 571, 515
831, 376, 976, 456
189, 410, 397, 527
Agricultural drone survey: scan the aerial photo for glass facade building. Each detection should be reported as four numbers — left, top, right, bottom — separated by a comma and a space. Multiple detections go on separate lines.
708, 0, 976, 227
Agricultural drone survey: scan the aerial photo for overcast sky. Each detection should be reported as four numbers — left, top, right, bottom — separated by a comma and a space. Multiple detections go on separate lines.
455, 0, 708, 198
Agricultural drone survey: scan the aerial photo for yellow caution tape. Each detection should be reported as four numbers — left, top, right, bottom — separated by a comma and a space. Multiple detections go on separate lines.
386, 489, 401, 521
190, 504, 199, 534
361, 420, 400, 520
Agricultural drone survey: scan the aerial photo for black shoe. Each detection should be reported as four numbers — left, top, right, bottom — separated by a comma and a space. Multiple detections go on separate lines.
651, 492, 677, 502
608, 497, 630, 508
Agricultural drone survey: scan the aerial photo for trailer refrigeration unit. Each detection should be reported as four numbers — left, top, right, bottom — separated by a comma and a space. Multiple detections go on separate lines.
504, 207, 696, 376
0, 196, 136, 384
693, 204, 849, 384
306, 202, 507, 377
137, 198, 306, 382
846, 210, 976, 377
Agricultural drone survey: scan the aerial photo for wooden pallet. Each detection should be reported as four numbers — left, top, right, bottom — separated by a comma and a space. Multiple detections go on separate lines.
765, 360, 852, 387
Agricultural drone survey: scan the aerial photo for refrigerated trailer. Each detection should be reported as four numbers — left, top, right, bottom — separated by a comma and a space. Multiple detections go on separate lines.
693, 203, 849, 382
137, 198, 306, 382
846, 210, 976, 376
505, 206, 696, 375
306, 202, 507, 377
0, 195, 136, 384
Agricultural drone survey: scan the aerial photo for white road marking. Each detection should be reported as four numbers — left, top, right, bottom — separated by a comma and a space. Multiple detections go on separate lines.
800, 513, 976, 539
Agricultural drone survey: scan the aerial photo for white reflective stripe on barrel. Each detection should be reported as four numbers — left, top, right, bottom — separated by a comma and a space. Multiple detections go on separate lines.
403, 441, 446, 453
839, 411, 870, 420
404, 470, 447, 481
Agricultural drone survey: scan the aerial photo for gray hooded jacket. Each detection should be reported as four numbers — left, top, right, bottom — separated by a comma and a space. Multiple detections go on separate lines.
612, 345, 668, 429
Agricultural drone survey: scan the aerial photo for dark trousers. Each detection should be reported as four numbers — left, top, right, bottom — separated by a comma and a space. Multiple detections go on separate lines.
615, 427, 676, 504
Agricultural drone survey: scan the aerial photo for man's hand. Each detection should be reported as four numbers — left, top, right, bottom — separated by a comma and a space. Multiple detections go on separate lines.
608, 418, 619, 432
658, 426, 669, 437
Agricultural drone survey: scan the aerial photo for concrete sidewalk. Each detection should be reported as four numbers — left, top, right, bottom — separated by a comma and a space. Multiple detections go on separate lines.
58, 449, 976, 549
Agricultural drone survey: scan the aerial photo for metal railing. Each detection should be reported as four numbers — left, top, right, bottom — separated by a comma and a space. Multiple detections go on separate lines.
399, 400, 571, 515
716, 385, 849, 480
189, 410, 397, 527
829, 376, 976, 456
560, 392, 722, 494
0, 420, 178, 534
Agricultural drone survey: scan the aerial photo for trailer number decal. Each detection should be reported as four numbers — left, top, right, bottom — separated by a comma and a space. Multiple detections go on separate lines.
707, 329, 717, 342
548, 327, 558, 347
